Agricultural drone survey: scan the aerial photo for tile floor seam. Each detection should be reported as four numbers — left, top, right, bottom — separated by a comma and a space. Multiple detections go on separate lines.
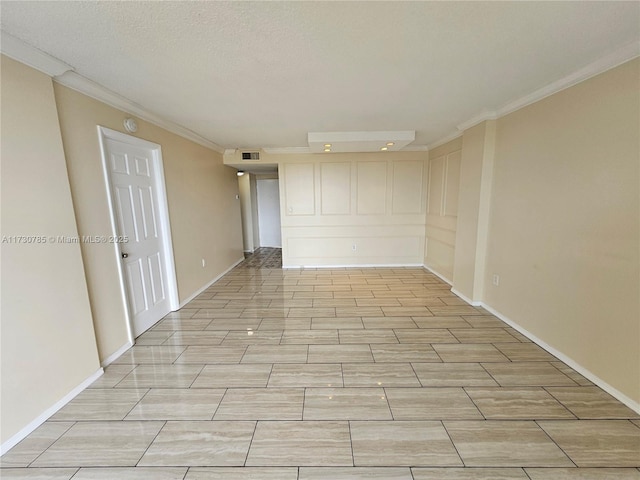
383, 386, 396, 421
346, 421, 355, 468
134, 420, 167, 468
210, 388, 229, 420
121, 387, 152, 420
460, 386, 487, 421
242, 421, 260, 467
185, 364, 207, 389
533, 419, 578, 468
479, 361, 505, 386
161, 331, 175, 346
180, 466, 189, 480
540, 386, 580, 420
112, 365, 138, 389
438, 420, 466, 467
237, 345, 250, 363
547, 361, 580, 387
24, 422, 77, 469
521, 467, 534, 480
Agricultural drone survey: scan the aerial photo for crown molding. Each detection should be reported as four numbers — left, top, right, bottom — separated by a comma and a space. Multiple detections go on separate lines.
5, 29, 637, 158
55, 71, 225, 153
263, 146, 312, 154
1, 30, 225, 154
0, 30, 73, 76
262, 145, 429, 154
456, 111, 498, 132
401, 144, 429, 152
427, 131, 463, 151
495, 39, 640, 119
433, 40, 640, 148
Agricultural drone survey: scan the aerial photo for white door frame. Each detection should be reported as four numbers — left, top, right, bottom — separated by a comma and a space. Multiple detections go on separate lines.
97, 126, 179, 343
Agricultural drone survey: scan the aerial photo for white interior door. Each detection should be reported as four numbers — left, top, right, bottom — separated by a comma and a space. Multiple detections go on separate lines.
103, 134, 175, 337
257, 179, 282, 248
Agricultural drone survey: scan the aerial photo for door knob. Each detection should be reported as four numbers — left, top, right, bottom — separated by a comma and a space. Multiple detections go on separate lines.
122, 253, 129, 259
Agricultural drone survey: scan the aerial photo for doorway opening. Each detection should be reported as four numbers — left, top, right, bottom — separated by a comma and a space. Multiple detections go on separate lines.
237, 169, 281, 253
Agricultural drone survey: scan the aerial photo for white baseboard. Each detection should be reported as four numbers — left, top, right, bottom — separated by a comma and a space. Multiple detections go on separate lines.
0, 368, 104, 455
480, 302, 640, 414
450, 288, 482, 306
422, 264, 453, 286
282, 263, 424, 269
178, 257, 244, 308
422, 263, 639, 413
101, 341, 134, 367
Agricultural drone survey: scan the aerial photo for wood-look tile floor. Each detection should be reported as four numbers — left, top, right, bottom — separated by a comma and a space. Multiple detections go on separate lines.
3, 259, 640, 479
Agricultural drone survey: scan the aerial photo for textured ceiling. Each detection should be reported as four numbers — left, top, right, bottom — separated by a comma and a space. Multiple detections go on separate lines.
1, 1, 638, 150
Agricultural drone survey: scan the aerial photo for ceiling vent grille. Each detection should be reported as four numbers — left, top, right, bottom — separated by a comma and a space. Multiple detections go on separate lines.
242, 152, 260, 160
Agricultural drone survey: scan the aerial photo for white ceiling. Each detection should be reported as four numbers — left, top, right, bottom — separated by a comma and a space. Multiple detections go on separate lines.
1, 1, 638, 151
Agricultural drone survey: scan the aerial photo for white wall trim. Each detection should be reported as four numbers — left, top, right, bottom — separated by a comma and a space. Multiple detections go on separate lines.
456, 111, 498, 132
433, 40, 640, 145
263, 145, 430, 154
0, 31, 74, 76
401, 145, 429, 152
58, 73, 224, 153
178, 257, 245, 308
0, 32, 224, 154
283, 263, 424, 269
100, 341, 134, 368
450, 288, 481, 307
0, 368, 104, 455
427, 131, 463, 151
480, 302, 640, 414
422, 264, 453, 286
5, 31, 637, 157
495, 40, 640, 120
263, 147, 312, 155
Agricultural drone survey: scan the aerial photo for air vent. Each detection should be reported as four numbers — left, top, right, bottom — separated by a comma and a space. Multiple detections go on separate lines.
242, 152, 260, 160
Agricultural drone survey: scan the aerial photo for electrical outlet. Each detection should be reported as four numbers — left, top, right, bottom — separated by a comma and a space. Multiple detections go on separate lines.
202, 258, 206, 268
352, 244, 357, 251
492, 274, 500, 286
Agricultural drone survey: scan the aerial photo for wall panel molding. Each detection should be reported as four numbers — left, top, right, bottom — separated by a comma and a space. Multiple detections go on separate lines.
283, 162, 316, 216
392, 160, 424, 214
356, 161, 387, 215
320, 162, 351, 215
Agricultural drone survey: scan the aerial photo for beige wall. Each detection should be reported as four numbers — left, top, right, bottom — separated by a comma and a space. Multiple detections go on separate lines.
452, 121, 496, 302
1, 56, 101, 444
250, 175, 260, 249
54, 84, 244, 362
241, 151, 428, 267
424, 137, 463, 281
483, 58, 639, 404
238, 173, 255, 252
